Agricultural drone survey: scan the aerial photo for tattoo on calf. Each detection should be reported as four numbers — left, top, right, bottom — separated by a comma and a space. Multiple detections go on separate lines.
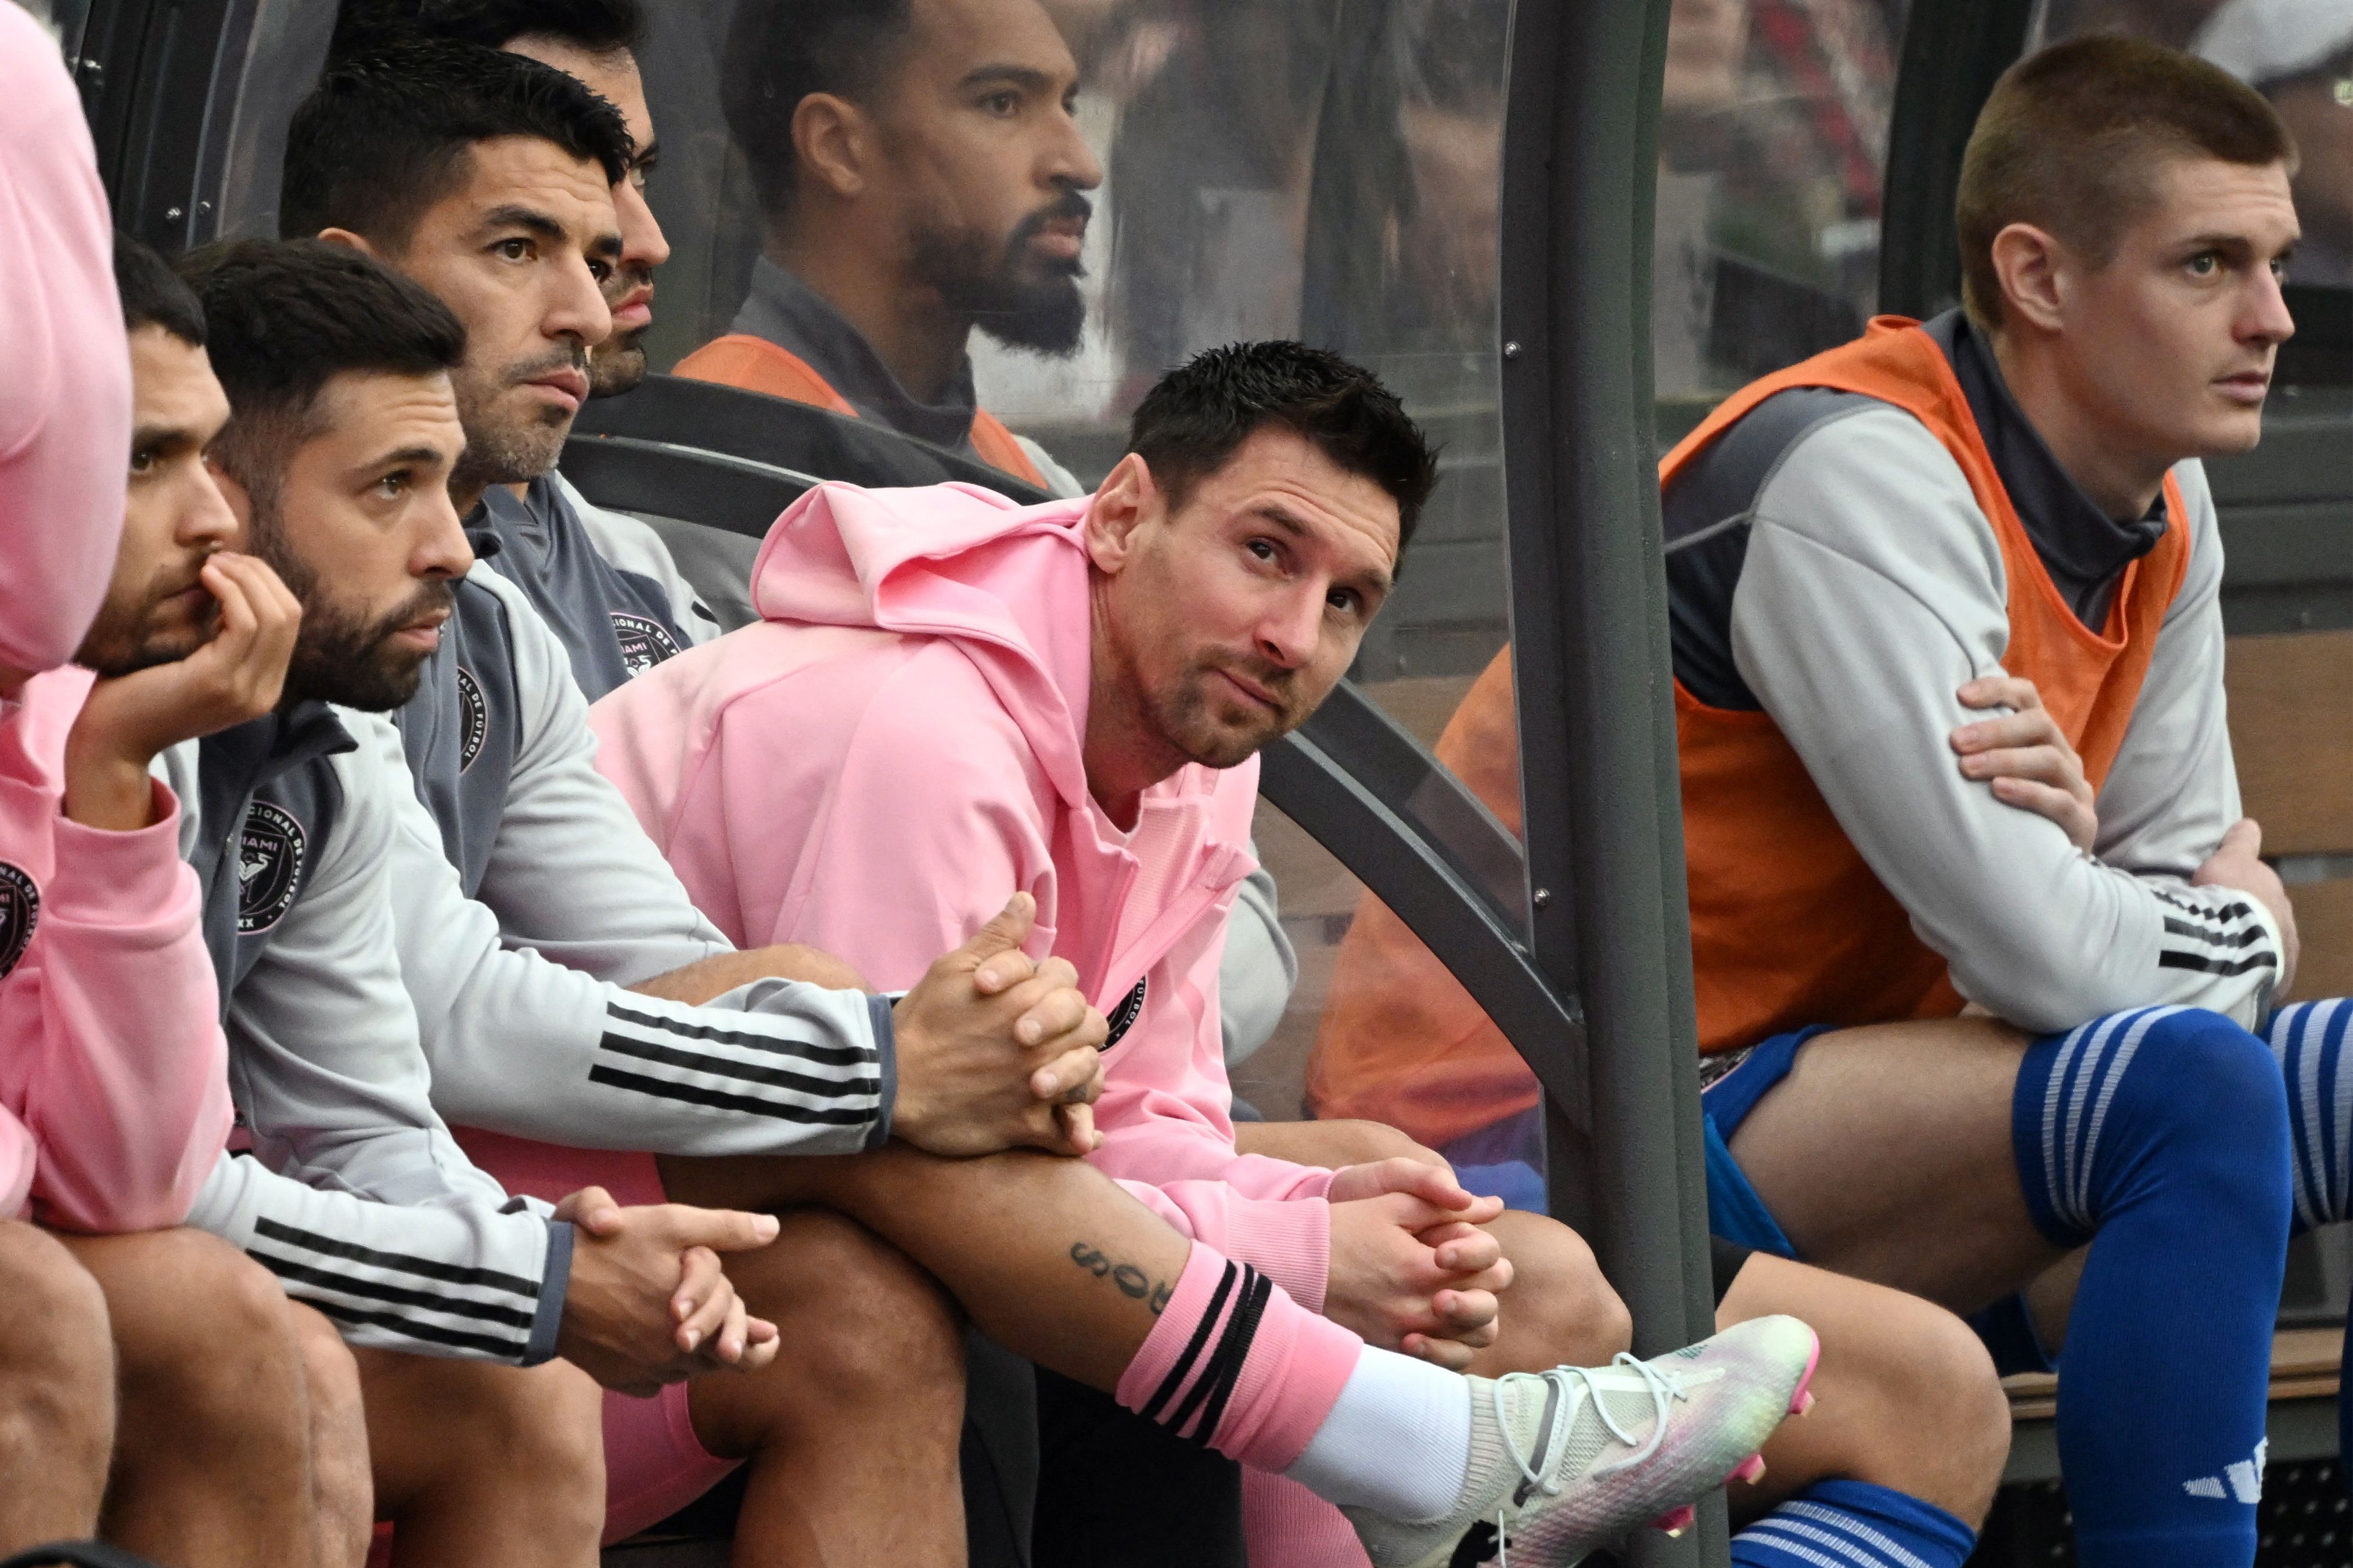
1070, 1241, 1173, 1312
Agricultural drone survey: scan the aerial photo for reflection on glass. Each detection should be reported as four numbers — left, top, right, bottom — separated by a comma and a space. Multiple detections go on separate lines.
1654, 0, 1902, 414
2037, 0, 2353, 290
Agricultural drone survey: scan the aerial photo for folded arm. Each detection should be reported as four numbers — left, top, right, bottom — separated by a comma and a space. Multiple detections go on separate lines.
1731, 410, 2279, 1032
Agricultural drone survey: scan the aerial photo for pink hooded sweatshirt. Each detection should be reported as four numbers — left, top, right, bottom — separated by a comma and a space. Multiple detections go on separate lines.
0, 10, 231, 1231
592, 481, 1336, 1305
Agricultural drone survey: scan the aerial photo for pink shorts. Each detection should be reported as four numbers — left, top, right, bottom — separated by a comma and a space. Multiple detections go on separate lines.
602, 1379, 744, 1542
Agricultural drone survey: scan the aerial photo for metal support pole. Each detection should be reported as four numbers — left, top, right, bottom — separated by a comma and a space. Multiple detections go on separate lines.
1499, 0, 1724, 1560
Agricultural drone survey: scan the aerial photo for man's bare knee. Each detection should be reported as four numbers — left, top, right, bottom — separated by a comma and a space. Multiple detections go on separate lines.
1487, 1212, 1631, 1364
0, 1223, 113, 1492
104, 1231, 307, 1430
364, 1352, 605, 1534
692, 1210, 964, 1466
292, 1304, 373, 1567
1722, 1255, 2009, 1524
744, 1210, 962, 1397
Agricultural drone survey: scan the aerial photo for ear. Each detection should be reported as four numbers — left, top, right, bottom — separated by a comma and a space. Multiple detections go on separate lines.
1989, 221, 2069, 336
791, 92, 874, 201
1082, 453, 1157, 576
314, 226, 380, 259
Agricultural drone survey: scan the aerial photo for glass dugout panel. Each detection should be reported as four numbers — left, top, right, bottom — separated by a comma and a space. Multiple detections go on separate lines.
1653, 0, 1906, 439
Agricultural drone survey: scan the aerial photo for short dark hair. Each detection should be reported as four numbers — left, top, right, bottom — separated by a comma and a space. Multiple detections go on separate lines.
331, 0, 646, 63
1958, 35, 2297, 327
280, 39, 632, 250
114, 232, 206, 347
1128, 341, 1440, 552
722, 0, 916, 220
178, 239, 466, 500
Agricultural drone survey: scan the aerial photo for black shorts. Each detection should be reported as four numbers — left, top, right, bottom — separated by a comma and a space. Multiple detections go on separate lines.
1711, 1234, 1755, 1306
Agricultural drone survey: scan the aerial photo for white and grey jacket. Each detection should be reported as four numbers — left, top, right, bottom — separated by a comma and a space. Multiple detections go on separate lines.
387, 563, 897, 1154
1663, 309, 2280, 1032
163, 719, 569, 1365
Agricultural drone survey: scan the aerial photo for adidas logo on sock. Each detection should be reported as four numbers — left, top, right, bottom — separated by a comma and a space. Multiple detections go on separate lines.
2183, 1439, 2268, 1504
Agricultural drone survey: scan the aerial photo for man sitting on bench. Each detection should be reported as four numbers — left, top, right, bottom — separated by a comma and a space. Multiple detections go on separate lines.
594, 340, 2012, 1568
1309, 35, 2311, 1568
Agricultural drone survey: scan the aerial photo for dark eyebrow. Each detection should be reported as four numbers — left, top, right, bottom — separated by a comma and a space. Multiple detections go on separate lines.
480, 204, 570, 243
1250, 503, 1397, 597
960, 63, 1057, 94
362, 445, 450, 473
632, 139, 660, 171
131, 421, 202, 450
478, 203, 620, 262
1250, 503, 1309, 538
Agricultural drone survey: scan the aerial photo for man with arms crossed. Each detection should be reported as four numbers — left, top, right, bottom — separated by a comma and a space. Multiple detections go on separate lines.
1312, 35, 2312, 1568
0, 23, 358, 1563
595, 341, 2004, 1568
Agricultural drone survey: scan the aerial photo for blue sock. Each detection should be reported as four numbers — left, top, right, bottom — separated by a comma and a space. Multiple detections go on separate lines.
1731, 1479, 1975, 1567
2013, 1006, 2291, 1568
2263, 999, 2353, 1495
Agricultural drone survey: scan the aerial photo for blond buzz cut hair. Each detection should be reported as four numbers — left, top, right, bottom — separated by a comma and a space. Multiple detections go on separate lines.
1956, 34, 2297, 329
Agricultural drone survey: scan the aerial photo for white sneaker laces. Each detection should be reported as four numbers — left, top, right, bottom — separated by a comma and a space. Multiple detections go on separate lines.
1483, 1355, 1689, 1567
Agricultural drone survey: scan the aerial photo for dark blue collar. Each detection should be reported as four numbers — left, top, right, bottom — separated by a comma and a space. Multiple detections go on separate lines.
1926, 309, 2168, 627
731, 257, 983, 455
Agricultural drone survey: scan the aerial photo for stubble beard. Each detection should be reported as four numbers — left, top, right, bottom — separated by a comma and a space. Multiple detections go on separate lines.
246, 499, 450, 712
911, 193, 1092, 358
75, 571, 220, 679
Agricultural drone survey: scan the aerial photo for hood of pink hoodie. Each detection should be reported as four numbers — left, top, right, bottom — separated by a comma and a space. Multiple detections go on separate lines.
748, 480, 1260, 999
0, 9, 131, 677
752, 480, 1103, 813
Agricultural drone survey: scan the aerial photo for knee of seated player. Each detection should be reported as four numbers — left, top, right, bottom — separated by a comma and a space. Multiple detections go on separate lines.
727, 1210, 962, 1420
1484, 1211, 1631, 1364
96, 1230, 310, 1451
1722, 1256, 2008, 1526
0, 1222, 114, 1460
291, 1302, 373, 1554
2135, 1008, 2291, 1148
369, 1354, 606, 1528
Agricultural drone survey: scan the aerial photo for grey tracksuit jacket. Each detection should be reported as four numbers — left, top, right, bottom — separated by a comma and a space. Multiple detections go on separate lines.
170, 534, 894, 1365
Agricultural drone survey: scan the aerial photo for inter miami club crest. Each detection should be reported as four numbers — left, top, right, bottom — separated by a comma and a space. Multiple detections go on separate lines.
0, 862, 39, 979
1104, 976, 1147, 1050
236, 802, 308, 935
612, 612, 682, 677
454, 666, 489, 772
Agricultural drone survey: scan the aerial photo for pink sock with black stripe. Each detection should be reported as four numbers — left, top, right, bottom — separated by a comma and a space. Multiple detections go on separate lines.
1114, 1241, 1362, 1471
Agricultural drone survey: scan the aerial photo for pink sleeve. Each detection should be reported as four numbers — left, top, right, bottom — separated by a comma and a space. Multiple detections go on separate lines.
0, 7, 132, 675
0, 1106, 34, 1220
1117, 1176, 1332, 1313
1083, 882, 1337, 1292
21, 781, 232, 1231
